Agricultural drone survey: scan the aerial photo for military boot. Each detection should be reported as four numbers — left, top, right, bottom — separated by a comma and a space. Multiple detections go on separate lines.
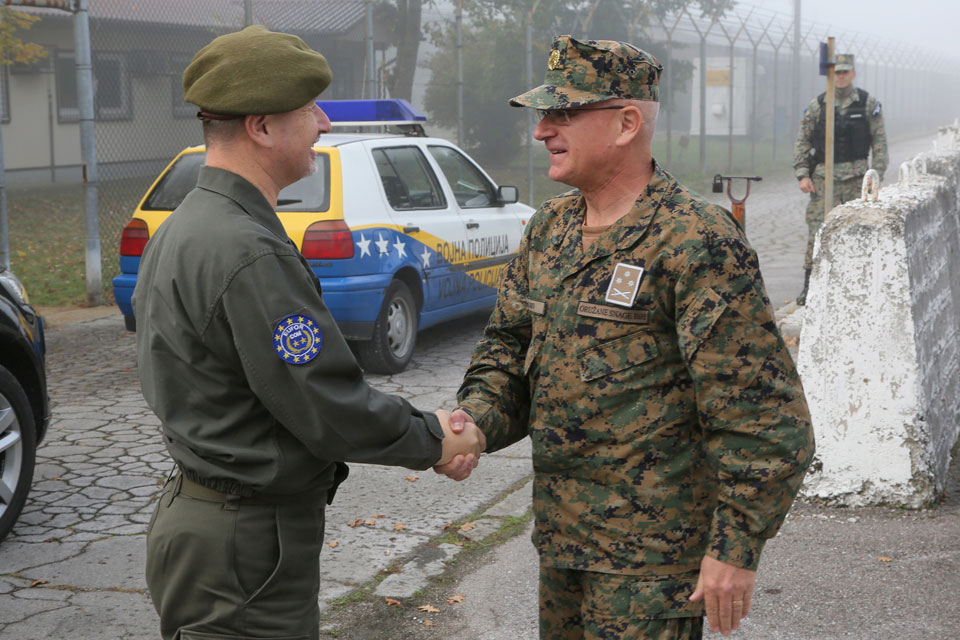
796, 268, 811, 306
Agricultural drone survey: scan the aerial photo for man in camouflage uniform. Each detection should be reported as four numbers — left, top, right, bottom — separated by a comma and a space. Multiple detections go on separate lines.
793, 53, 887, 304
450, 35, 814, 639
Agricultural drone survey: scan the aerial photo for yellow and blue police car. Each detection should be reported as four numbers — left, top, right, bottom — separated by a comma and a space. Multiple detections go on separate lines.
113, 99, 533, 373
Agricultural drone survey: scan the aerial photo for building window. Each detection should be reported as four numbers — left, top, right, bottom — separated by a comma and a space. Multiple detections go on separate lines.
93, 51, 131, 121
55, 50, 78, 122
0, 68, 9, 123
55, 50, 131, 122
171, 54, 194, 119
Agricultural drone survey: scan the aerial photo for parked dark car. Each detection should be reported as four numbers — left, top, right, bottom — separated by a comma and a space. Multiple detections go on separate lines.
0, 265, 49, 543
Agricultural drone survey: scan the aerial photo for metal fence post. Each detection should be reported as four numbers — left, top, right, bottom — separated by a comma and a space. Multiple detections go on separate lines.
74, 0, 101, 305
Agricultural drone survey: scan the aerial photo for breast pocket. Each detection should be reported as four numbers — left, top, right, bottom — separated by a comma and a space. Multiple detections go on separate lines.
579, 330, 659, 382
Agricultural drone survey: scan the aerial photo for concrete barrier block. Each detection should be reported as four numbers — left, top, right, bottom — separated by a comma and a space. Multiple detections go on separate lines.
797, 146, 960, 507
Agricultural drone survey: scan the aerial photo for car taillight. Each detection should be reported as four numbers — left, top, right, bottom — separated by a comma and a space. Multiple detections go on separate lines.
301, 220, 354, 259
120, 219, 149, 256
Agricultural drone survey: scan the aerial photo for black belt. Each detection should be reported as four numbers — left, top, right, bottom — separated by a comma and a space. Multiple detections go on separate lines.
176, 473, 325, 507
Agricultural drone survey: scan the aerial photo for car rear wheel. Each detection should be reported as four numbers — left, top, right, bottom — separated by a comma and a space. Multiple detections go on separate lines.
357, 280, 418, 374
0, 364, 37, 544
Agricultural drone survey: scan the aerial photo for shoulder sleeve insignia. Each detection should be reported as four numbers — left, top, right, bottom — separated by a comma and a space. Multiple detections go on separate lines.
802, 106, 810, 119
273, 314, 323, 365
873, 102, 882, 116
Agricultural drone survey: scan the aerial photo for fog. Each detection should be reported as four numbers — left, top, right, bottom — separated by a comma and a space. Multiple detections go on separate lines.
747, 0, 960, 60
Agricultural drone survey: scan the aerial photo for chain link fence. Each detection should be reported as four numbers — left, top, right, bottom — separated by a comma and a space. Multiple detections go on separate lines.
1, 0, 957, 305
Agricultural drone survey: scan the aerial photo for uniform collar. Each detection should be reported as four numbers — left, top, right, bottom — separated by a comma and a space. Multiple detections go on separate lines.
196, 165, 289, 241
554, 160, 670, 280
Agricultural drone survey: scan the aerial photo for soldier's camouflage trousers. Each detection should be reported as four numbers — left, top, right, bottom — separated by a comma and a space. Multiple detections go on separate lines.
539, 563, 704, 639
804, 174, 864, 270
145, 474, 326, 640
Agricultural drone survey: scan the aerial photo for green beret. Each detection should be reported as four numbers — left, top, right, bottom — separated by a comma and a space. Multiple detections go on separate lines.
510, 35, 661, 109
183, 25, 332, 116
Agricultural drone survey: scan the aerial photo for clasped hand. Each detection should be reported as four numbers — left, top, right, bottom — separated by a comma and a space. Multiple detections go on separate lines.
432, 408, 485, 481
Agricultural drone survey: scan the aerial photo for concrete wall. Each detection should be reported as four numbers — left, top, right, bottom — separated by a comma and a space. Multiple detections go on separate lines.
797, 125, 960, 507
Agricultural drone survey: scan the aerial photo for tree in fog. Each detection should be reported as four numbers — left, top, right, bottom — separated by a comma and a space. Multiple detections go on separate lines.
0, 7, 48, 67
382, 0, 427, 101
423, 0, 732, 161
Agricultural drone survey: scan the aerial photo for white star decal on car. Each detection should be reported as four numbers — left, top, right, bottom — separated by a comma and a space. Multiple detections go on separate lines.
393, 238, 407, 258
356, 233, 371, 258
420, 247, 432, 267
375, 233, 390, 256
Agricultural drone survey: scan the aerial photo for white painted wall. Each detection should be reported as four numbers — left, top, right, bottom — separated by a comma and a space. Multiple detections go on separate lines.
797, 127, 960, 507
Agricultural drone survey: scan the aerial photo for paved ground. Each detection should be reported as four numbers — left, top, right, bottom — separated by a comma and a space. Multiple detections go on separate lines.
1, 133, 953, 639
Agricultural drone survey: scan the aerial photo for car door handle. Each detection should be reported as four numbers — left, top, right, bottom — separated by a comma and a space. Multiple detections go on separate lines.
466, 222, 479, 229
403, 225, 420, 233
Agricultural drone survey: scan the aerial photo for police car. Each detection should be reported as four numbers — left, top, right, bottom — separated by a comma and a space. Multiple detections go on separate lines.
112, 99, 533, 373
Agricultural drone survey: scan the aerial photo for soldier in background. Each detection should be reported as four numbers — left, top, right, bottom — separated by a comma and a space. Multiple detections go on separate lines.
451, 35, 815, 639
793, 53, 888, 305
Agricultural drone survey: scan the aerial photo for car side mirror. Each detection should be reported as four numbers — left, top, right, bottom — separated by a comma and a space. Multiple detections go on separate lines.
497, 185, 519, 205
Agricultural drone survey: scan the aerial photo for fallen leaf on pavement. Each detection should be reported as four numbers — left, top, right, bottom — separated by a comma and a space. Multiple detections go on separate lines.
878, 556, 893, 562
29, 580, 48, 588
419, 604, 441, 613
328, 541, 339, 549
447, 594, 466, 604
441, 520, 454, 530
364, 518, 377, 526
374, 514, 385, 519
347, 517, 364, 527
405, 476, 419, 482
459, 522, 477, 531
384, 598, 403, 607
423, 619, 437, 627
394, 523, 407, 531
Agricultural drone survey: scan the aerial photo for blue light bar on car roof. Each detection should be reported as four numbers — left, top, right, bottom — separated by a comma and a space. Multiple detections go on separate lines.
316, 99, 427, 126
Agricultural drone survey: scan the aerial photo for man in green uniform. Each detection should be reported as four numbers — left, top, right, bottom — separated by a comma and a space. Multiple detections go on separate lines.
451, 35, 815, 639
793, 53, 887, 304
133, 26, 484, 640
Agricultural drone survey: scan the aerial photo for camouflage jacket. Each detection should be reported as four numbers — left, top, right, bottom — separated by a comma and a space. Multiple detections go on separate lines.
458, 163, 815, 576
793, 86, 888, 182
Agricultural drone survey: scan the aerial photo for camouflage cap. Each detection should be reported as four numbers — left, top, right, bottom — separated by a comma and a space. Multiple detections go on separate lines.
835, 53, 855, 72
509, 35, 662, 109
183, 25, 332, 117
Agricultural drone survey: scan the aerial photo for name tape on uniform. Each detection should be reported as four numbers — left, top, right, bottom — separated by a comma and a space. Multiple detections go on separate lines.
577, 302, 648, 324
604, 263, 644, 308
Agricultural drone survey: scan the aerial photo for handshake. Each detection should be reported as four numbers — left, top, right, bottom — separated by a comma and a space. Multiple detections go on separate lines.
432, 408, 486, 482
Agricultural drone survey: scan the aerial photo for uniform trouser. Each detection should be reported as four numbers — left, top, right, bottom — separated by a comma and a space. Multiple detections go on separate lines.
146, 475, 326, 640
538, 564, 704, 640
803, 174, 864, 270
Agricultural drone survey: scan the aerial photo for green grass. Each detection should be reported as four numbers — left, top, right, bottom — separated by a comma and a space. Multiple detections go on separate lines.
6, 176, 153, 307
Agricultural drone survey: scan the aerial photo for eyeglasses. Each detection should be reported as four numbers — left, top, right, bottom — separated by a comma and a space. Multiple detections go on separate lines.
535, 105, 626, 125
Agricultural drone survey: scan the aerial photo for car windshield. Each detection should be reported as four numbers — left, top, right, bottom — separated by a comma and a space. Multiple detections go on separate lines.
141, 151, 331, 212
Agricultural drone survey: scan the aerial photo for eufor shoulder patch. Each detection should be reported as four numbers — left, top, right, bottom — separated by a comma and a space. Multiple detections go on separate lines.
273, 314, 323, 364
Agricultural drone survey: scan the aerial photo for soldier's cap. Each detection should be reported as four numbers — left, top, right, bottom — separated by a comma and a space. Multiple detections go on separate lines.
509, 35, 662, 109
183, 25, 332, 119
835, 53, 855, 72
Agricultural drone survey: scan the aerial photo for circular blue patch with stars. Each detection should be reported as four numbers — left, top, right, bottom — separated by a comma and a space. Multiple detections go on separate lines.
273, 314, 323, 365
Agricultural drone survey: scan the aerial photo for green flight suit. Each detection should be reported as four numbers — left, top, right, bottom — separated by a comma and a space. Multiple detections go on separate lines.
457, 162, 815, 633
134, 166, 443, 640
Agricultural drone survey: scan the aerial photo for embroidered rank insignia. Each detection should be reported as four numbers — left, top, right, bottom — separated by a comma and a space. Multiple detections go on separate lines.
273, 314, 323, 365
605, 263, 643, 308
873, 102, 882, 116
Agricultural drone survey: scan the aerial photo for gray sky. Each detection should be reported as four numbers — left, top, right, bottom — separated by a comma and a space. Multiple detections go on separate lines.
743, 0, 960, 60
